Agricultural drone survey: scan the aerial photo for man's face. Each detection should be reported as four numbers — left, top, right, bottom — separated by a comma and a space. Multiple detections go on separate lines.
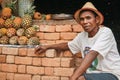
79, 11, 99, 33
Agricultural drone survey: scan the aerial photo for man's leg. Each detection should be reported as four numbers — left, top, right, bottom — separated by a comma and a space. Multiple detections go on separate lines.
83, 73, 118, 80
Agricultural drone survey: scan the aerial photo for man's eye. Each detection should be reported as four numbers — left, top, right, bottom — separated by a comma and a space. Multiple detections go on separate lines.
80, 18, 84, 21
86, 16, 91, 19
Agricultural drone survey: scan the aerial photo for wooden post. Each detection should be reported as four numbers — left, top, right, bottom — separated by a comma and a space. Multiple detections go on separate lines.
18, 0, 34, 17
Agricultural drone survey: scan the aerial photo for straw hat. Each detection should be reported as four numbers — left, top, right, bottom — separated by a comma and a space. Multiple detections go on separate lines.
74, 2, 104, 25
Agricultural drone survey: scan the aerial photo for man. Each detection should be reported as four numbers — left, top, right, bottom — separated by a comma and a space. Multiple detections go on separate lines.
35, 2, 120, 80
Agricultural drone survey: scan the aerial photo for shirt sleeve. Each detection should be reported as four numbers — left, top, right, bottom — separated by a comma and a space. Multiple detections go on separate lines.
68, 33, 82, 54
90, 28, 115, 58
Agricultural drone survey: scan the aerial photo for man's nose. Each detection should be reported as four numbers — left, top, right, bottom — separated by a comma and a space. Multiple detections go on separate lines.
83, 19, 87, 23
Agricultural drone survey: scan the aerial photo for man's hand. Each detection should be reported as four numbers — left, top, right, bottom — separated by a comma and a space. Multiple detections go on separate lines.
35, 45, 48, 54
35, 42, 69, 54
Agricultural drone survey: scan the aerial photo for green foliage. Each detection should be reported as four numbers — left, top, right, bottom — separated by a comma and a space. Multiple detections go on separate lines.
24, 2, 36, 16
6, 0, 17, 11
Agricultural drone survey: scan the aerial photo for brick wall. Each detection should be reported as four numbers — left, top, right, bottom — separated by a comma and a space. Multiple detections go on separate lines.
0, 20, 83, 80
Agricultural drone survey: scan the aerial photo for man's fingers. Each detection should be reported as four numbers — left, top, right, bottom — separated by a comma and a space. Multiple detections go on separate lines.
35, 45, 41, 52
35, 50, 44, 54
35, 45, 46, 54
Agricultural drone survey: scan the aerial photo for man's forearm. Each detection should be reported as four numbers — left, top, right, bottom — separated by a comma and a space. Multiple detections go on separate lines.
71, 50, 99, 79
46, 42, 69, 51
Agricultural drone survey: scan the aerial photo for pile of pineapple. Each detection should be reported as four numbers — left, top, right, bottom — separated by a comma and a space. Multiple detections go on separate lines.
0, 0, 40, 45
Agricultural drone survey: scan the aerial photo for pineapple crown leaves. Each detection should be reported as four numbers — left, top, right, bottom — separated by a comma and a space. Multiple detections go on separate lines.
10, 15, 16, 20
32, 25, 39, 31
41, 14, 46, 20
6, 0, 18, 11
24, 3, 36, 16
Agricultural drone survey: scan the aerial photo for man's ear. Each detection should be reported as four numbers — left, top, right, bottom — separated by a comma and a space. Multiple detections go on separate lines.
96, 16, 100, 24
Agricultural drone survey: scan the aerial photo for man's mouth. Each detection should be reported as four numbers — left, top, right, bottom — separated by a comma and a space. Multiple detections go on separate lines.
84, 26, 89, 30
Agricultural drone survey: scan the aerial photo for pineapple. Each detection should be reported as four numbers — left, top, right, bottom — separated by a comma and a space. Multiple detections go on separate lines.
27, 37, 40, 45
1, 7, 12, 20
9, 36, 18, 45
21, 3, 35, 29
4, 18, 13, 28
16, 28, 25, 36
22, 14, 32, 29
25, 26, 38, 38
0, 32, 2, 37
6, 28, 16, 37
0, 28, 7, 36
13, 17, 22, 29
1, 0, 17, 20
0, 18, 5, 28
0, 36, 9, 44
18, 36, 28, 45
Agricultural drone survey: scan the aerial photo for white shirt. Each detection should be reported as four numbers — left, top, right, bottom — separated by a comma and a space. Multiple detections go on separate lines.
68, 26, 120, 79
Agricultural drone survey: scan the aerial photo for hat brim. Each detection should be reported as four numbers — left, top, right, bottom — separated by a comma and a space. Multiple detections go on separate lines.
74, 8, 104, 25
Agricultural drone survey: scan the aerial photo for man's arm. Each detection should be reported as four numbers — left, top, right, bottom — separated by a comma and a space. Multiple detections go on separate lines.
70, 50, 99, 80
35, 42, 69, 54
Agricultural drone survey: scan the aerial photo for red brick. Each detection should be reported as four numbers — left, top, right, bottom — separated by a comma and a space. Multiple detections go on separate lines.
27, 48, 36, 57
2, 47, 18, 55
0, 72, 6, 80
56, 51, 64, 57
15, 56, 32, 65
33, 20, 41, 25
61, 77, 69, 80
14, 74, 31, 80
36, 32, 45, 39
46, 40, 56, 44
32, 75, 41, 80
0, 64, 1, 71
54, 68, 74, 76
61, 58, 74, 67
44, 33, 60, 40
63, 50, 73, 57
27, 66, 44, 75
32, 58, 42, 66
56, 40, 69, 44
0, 55, 6, 63
18, 48, 27, 56
7, 73, 14, 80
27, 48, 45, 57
45, 67, 54, 76
60, 32, 77, 40
39, 40, 47, 44
40, 40, 56, 45
72, 24, 84, 32
74, 52, 82, 58
0, 21, 89, 80
41, 76, 59, 80
6, 55, 14, 63
56, 25, 72, 32
18, 65, 26, 73
0, 47, 2, 54
2, 64, 17, 72
42, 58, 60, 67
40, 25, 56, 32
45, 49, 57, 57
